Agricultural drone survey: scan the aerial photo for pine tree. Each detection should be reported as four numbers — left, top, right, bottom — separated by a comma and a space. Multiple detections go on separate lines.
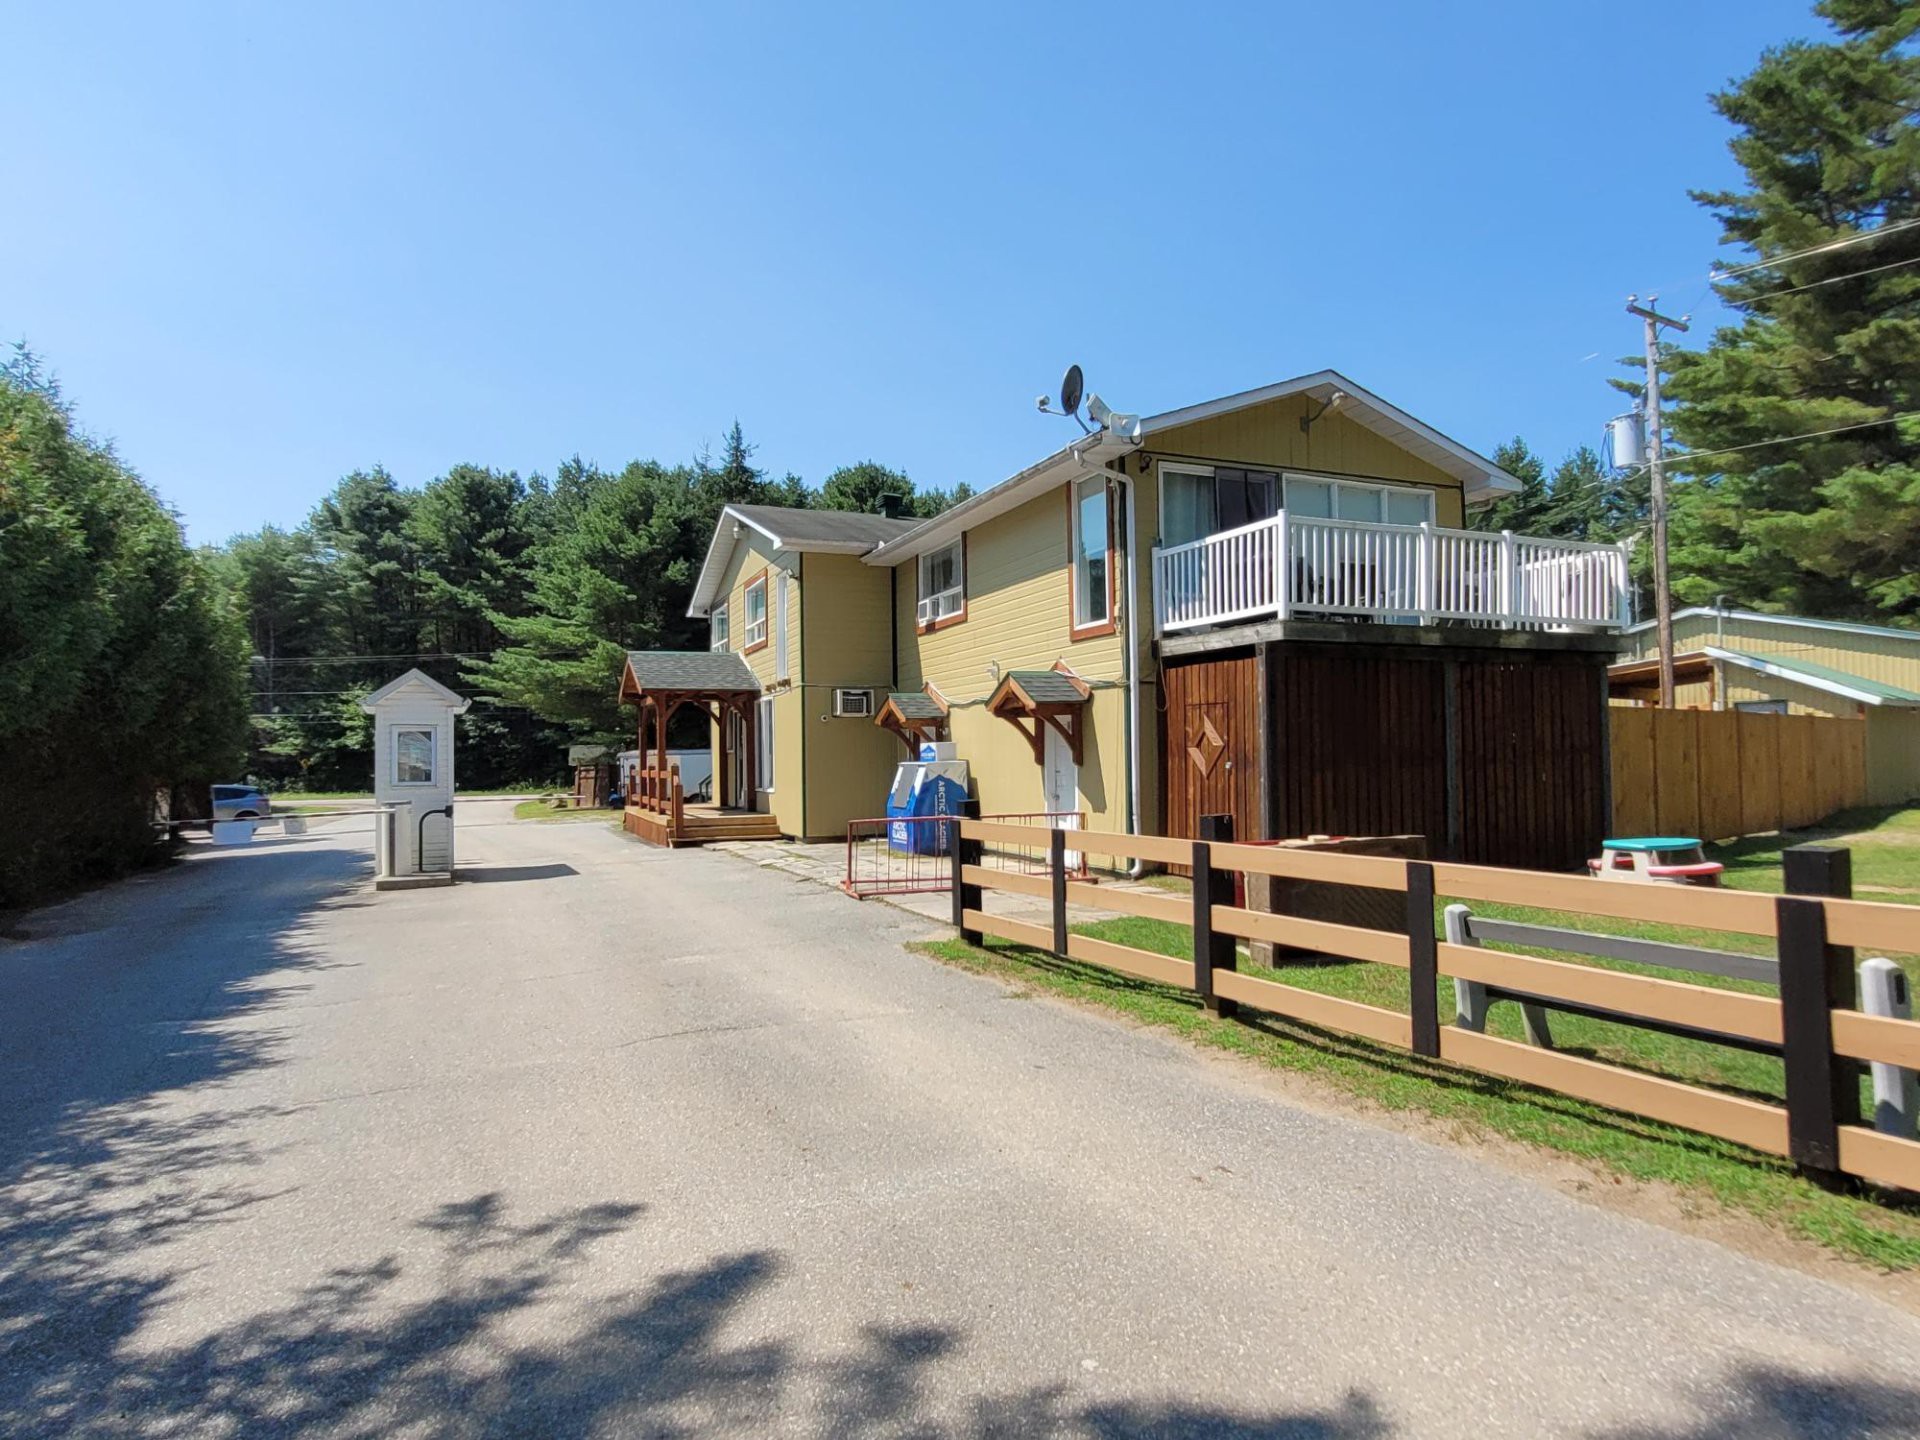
2, 356, 249, 901
820, 461, 913, 515
1471, 438, 1552, 533
1665, 0, 1920, 622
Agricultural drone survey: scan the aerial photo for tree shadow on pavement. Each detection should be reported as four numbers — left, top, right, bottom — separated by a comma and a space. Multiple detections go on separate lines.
0, 841, 371, 1437
1585, 1364, 1920, 1439
3, 1183, 1396, 1439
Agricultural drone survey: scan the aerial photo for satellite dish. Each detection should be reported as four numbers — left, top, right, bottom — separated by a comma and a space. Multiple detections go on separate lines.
1059, 364, 1084, 418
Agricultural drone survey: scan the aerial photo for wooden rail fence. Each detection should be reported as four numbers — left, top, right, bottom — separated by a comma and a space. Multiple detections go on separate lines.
948, 809, 1920, 1194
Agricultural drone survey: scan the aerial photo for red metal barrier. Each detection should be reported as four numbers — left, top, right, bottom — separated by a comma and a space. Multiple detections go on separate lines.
843, 811, 1087, 898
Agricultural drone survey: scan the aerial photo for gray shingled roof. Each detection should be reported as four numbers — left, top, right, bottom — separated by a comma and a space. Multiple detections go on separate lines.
623, 650, 762, 694
882, 691, 946, 722
1002, 670, 1088, 706
730, 504, 921, 549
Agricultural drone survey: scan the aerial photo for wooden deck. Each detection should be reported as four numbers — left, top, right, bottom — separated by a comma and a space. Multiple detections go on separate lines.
624, 802, 782, 847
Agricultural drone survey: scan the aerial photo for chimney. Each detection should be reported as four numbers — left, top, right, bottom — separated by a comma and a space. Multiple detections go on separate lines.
877, 491, 907, 519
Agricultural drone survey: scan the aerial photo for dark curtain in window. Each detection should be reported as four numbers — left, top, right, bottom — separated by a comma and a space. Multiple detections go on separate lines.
1212, 468, 1281, 530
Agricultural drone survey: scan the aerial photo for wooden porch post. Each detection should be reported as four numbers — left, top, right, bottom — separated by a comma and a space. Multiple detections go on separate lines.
654, 696, 669, 805
641, 702, 656, 814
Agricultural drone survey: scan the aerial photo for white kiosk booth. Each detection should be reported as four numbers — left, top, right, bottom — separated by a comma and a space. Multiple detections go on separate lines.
361, 669, 469, 885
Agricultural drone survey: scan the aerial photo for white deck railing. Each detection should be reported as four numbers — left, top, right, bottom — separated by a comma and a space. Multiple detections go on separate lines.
1152, 512, 1630, 635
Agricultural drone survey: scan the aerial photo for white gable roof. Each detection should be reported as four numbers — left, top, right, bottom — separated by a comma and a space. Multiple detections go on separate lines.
358, 668, 472, 713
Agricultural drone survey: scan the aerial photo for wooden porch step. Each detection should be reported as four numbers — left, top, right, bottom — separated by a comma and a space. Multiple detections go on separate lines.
679, 819, 782, 840
624, 804, 781, 845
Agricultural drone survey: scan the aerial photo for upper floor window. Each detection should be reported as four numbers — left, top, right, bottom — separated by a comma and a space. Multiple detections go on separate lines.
1160, 465, 1280, 548
1161, 465, 1434, 547
1283, 475, 1433, 527
710, 601, 730, 651
917, 540, 965, 629
743, 574, 769, 651
1071, 474, 1113, 634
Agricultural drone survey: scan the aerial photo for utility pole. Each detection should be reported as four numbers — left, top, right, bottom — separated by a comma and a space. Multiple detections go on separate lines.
1626, 295, 1689, 709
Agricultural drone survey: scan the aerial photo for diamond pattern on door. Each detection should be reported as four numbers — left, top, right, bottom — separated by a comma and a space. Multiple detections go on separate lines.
1187, 712, 1226, 777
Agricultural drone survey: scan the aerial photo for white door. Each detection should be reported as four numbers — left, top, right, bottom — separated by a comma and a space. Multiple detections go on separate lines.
1042, 724, 1081, 869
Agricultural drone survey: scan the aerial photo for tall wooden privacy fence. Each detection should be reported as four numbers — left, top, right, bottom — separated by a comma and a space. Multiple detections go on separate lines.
1610, 707, 1867, 841
950, 813, 1920, 1194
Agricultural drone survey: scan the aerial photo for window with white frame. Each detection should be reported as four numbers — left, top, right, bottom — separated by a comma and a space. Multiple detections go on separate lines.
1161, 466, 1437, 546
394, 728, 435, 785
743, 575, 769, 650
755, 696, 775, 790
917, 540, 965, 627
1071, 473, 1112, 631
710, 601, 730, 651
1159, 465, 1279, 548
1282, 475, 1434, 527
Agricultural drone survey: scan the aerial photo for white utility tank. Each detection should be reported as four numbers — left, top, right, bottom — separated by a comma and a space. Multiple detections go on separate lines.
1605, 410, 1646, 471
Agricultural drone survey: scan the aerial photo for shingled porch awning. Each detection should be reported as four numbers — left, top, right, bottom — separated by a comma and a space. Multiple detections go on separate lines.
618, 650, 764, 807
873, 688, 950, 752
986, 667, 1091, 765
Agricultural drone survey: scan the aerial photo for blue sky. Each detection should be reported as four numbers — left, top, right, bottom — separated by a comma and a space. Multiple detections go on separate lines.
7, 1, 1817, 545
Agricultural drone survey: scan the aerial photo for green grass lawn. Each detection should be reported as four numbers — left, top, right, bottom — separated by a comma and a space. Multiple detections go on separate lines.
511, 798, 618, 823
915, 807, 1920, 1269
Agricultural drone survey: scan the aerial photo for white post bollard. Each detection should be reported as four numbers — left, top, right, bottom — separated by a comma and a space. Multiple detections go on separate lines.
1445, 904, 1488, 1032
1860, 957, 1918, 1140
1445, 902, 1554, 1048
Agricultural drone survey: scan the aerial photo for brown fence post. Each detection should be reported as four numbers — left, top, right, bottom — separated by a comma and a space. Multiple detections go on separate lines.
1778, 844, 1858, 1177
950, 798, 983, 945
1049, 828, 1069, 956
1406, 860, 1440, 1058
1194, 814, 1237, 1018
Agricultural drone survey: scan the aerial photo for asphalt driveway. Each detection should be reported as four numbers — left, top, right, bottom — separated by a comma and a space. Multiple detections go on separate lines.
3, 811, 1919, 1438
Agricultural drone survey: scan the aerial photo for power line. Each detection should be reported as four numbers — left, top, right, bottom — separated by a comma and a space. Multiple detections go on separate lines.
252, 652, 495, 665
1664, 411, 1917, 468
1732, 254, 1920, 305
1713, 217, 1920, 280
1551, 411, 1916, 499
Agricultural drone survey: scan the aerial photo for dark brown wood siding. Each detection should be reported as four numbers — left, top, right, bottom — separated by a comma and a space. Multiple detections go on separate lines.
1267, 647, 1450, 850
1160, 648, 1263, 843
1161, 641, 1610, 872
1455, 655, 1608, 871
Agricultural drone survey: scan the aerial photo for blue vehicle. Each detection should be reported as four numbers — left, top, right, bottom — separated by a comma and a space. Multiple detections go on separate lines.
210, 784, 273, 822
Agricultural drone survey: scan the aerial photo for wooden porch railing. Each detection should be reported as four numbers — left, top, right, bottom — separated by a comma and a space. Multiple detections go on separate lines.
627, 764, 685, 842
1151, 511, 1632, 635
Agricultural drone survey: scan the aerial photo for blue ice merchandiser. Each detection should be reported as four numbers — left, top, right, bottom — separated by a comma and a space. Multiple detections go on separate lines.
886, 745, 970, 854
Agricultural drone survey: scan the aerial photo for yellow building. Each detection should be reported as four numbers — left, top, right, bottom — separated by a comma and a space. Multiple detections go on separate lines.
633, 371, 1633, 869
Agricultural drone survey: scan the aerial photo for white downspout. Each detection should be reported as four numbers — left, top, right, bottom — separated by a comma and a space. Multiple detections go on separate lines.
1122, 469, 1145, 876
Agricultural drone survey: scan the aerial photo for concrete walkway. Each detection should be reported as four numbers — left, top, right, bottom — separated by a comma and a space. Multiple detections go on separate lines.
3, 812, 1919, 1437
